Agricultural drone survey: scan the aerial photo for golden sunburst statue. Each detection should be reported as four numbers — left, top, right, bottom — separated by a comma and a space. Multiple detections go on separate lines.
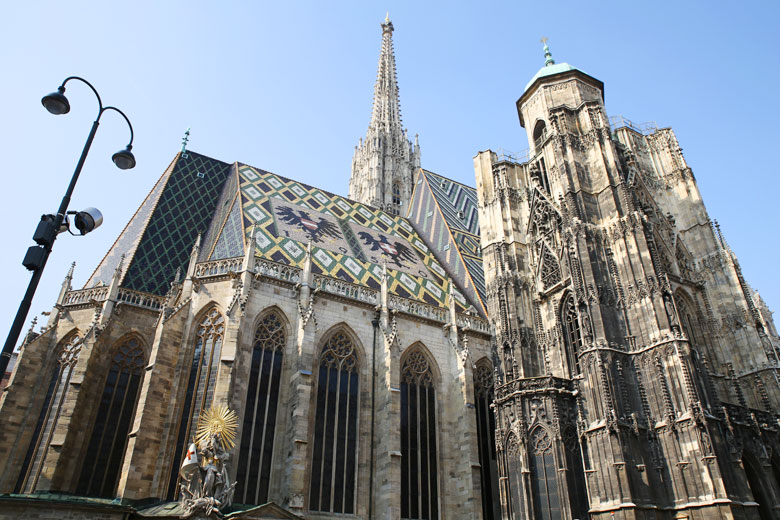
194, 404, 239, 451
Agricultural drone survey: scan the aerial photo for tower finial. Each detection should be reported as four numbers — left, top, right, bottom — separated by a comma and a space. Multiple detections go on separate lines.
540, 37, 555, 66
181, 127, 191, 154
385, 11, 389, 23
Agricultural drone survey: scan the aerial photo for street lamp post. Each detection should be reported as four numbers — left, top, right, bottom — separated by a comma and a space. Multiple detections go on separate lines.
0, 76, 136, 379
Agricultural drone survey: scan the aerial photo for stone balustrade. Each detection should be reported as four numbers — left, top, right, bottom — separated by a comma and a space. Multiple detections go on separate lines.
194, 257, 243, 277
62, 286, 164, 311
313, 275, 378, 305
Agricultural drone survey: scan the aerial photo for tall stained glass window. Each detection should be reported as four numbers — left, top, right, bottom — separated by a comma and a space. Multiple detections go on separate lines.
561, 294, 582, 376
473, 360, 500, 520
401, 349, 439, 520
309, 331, 359, 514
235, 311, 285, 505
77, 336, 145, 497
529, 427, 561, 520
16, 331, 82, 493
168, 307, 225, 498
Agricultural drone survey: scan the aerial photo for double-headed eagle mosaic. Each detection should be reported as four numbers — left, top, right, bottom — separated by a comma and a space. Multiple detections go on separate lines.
276, 206, 342, 244
358, 231, 417, 269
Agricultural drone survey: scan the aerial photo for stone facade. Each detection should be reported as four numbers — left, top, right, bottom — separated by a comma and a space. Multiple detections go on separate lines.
474, 47, 780, 519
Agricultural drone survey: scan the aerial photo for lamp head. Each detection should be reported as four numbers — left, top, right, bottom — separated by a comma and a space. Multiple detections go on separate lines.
112, 145, 136, 170
41, 86, 70, 115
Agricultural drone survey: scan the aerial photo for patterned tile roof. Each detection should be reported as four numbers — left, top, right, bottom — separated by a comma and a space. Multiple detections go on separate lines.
88, 151, 470, 311
407, 170, 486, 315
231, 163, 467, 311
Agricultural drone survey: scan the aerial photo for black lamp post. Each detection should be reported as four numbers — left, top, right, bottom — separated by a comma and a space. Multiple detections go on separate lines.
0, 76, 135, 379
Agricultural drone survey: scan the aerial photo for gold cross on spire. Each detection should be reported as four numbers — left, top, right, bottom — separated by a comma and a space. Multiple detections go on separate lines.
540, 36, 548, 45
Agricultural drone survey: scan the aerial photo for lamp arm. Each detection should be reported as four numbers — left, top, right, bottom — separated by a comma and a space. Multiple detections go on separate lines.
61, 76, 104, 115
102, 106, 135, 146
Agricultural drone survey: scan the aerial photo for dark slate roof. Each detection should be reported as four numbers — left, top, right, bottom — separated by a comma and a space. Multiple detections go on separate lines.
407, 170, 486, 315
86, 151, 233, 295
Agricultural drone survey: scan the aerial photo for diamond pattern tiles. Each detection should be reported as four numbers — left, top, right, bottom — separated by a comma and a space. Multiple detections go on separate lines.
423, 170, 480, 235
407, 171, 486, 315
210, 193, 245, 260
200, 164, 240, 262
121, 152, 232, 295
236, 164, 466, 311
85, 155, 178, 288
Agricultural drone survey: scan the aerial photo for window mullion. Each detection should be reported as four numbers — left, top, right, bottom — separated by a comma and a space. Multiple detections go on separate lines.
246, 345, 267, 503
329, 365, 343, 511
254, 347, 276, 503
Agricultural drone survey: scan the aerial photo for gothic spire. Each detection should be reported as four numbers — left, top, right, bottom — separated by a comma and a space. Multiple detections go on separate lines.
349, 16, 420, 213
369, 15, 402, 134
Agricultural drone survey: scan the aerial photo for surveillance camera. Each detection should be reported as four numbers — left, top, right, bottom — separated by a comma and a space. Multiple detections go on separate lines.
73, 207, 103, 235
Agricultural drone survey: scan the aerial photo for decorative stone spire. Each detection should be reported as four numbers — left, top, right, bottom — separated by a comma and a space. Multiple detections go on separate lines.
349, 16, 420, 215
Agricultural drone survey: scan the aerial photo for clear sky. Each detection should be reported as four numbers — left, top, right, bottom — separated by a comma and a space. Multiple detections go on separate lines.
1, 1, 778, 344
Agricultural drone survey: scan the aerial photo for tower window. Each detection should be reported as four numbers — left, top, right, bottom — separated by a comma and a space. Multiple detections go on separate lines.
391, 183, 402, 216
533, 120, 548, 150
561, 294, 583, 376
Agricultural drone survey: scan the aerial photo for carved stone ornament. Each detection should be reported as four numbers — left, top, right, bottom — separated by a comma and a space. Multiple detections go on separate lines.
179, 405, 239, 519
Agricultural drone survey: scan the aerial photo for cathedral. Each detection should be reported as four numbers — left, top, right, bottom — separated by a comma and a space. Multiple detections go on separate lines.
0, 16, 779, 520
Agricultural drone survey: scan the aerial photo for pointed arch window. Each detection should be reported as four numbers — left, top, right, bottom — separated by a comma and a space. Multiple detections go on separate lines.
561, 294, 583, 376
504, 433, 525, 519
168, 307, 225, 498
16, 331, 82, 493
235, 311, 285, 505
77, 336, 146, 497
309, 331, 359, 514
401, 349, 439, 520
540, 244, 561, 290
562, 425, 589, 519
529, 426, 561, 520
473, 360, 499, 520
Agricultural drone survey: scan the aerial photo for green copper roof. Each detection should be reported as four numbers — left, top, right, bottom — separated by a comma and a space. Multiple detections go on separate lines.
523, 41, 588, 92
524, 62, 579, 91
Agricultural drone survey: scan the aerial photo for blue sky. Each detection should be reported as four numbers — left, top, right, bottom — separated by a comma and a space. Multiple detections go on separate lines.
1, 1, 778, 342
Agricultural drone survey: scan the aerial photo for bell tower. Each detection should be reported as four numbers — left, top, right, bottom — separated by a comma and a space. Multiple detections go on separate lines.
349, 15, 420, 215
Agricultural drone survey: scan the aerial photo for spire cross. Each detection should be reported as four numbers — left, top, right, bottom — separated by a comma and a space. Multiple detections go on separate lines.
540, 36, 548, 45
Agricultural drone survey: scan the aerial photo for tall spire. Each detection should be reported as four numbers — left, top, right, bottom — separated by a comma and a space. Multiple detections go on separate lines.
369, 15, 402, 133
350, 16, 420, 214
